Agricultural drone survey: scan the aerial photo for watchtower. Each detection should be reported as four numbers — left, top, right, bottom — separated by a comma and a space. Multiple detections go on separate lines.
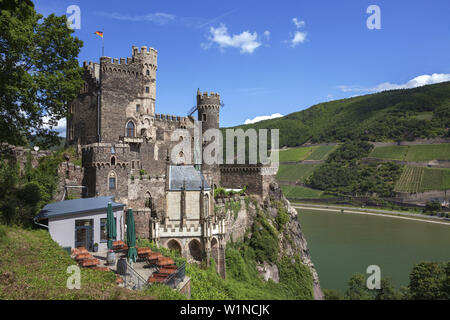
197, 90, 221, 184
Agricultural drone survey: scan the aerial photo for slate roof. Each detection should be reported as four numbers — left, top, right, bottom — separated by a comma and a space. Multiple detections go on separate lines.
169, 165, 211, 191
36, 196, 125, 220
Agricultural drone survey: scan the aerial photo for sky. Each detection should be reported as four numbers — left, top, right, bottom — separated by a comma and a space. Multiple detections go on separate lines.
34, 0, 450, 135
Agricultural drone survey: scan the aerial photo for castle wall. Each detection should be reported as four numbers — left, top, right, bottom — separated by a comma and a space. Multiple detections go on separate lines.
220, 165, 265, 197
99, 57, 143, 143
67, 66, 99, 145
55, 162, 85, 201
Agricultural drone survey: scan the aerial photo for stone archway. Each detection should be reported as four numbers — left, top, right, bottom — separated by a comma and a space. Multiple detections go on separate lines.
188, 239, 203, 262
167, 239, 182, 254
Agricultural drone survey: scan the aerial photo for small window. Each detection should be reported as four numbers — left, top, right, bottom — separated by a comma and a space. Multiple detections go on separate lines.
145, 87, 149, 93
202, 114, 207, 122
111, 156, 116, 166
136, 104, 140, 113
146, 70, 150, 76
109, 172, 116, 190
132, 161, 135, 169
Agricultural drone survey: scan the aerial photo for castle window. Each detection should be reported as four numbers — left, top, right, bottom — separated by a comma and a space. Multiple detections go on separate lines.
202, 114, 207, 122
131, 161, 135, 169
110, 156, 116, 166
136, 104, 140, 113
146, 70, 150, 76
108, 172, 116, 190
145, 86, 149, 93
126, 121, 135, 137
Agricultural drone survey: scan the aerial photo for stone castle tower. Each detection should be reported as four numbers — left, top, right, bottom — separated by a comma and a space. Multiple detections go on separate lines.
67, 45, 226, 269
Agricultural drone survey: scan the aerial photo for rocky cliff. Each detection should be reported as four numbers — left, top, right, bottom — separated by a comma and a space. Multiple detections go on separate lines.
217, 181, 323, 300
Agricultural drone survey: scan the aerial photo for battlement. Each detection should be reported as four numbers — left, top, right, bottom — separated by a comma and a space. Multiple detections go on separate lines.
82, 61, 100, 82
99, 56, 135, 66
132, 45, 158, 67
132, 45, 158, 55
154, 114, 188, 123
197, 89, 221, 108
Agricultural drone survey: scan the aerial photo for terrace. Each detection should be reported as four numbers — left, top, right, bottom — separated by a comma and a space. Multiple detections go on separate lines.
70, 241, 190, 294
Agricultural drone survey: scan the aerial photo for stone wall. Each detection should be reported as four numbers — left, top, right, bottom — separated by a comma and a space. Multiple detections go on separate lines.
55, 162, 85, 201
67, 65, 99, 145
1, 144, 52, 172
220, 164, 275, 198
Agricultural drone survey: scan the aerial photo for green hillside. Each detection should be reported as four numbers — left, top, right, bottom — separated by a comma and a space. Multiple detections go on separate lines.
395, 166, 450, 192
232, 82, 450, 147
276, 164, 319, 182
370, 144, 450, 161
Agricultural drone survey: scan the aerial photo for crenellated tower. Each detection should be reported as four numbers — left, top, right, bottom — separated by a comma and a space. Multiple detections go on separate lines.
197, 90, 221, 185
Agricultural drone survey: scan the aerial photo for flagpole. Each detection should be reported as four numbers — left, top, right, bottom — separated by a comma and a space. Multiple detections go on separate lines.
102, 28, 104, 57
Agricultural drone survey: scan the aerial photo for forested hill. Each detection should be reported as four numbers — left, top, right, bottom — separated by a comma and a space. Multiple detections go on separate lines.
231, 81, 450, 148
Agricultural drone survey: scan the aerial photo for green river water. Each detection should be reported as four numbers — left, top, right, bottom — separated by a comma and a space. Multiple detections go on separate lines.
297, 209, 450, 293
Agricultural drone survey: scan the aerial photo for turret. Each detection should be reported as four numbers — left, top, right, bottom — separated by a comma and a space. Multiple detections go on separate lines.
197, 89, 221, 184
197, 89, 220, 133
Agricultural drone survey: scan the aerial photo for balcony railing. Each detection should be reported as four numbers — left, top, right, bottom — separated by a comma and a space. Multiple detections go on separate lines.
120, 136, 143, 144
163, 262, 186, 289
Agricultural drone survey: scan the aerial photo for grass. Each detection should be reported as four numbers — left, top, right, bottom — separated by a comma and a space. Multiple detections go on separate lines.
369, 143, 450, 162
405, 144, 450, 162
0, 225, 158, 300
279, 146, 318, 162
281, 185, 333, 199
420, 167, 450, 191
395, 166, 450, 192
305, 145, 337, 160
369, 145, 409, 160
276, 164, 319, 182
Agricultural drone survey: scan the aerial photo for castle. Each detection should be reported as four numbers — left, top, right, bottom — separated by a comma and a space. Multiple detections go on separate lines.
67, 45, 274, 275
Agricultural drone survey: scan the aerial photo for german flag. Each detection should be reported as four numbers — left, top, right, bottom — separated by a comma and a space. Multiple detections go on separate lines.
94, 31, 103, 38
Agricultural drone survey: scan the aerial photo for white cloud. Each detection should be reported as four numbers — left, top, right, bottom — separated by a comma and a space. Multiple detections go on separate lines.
43, 116, 66, 137
288, 17, 307, 47
339, 73, 450, 93
96, 12, 175, 25
244, 113, 283, 125
263, 30, 270, 40
202, 24, 262, 54
291, 31, 307, 47
292, 18, 305, 29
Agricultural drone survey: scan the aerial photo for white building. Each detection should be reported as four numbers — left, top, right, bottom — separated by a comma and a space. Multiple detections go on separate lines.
35, 196, 125, 252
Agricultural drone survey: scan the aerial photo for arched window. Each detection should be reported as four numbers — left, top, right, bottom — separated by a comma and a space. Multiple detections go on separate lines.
108, 172, 116, 190
110, 156, 116, 166
126, 121, 135, 137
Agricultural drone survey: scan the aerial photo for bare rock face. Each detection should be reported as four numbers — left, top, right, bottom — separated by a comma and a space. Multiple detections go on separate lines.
223, 181, 324, 300
256, 262, 280, 283
268, 182, 324, 300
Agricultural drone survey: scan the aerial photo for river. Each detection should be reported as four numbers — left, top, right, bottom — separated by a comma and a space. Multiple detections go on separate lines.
297, 208, 450, 293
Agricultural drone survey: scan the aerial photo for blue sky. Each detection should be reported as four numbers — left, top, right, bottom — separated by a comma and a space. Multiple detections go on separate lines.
35, 0, 450, 131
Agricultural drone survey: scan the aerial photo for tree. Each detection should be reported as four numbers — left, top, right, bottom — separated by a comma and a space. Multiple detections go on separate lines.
408, 262, 446, 300
0, 0, 83, 148
344, 273, 374, 300
374, 278, 403, 300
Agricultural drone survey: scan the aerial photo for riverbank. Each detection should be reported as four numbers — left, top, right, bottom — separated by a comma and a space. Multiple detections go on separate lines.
292, 203, 450, 226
